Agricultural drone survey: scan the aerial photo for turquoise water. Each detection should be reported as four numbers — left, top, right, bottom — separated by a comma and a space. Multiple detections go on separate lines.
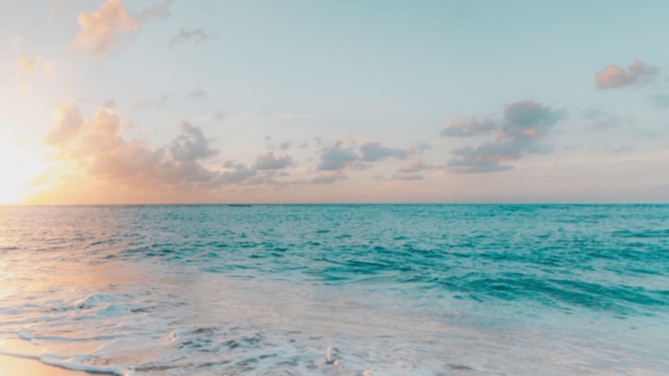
0, 205, 668, 375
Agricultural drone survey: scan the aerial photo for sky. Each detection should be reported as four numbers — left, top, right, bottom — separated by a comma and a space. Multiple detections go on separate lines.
0, 0, 668, 204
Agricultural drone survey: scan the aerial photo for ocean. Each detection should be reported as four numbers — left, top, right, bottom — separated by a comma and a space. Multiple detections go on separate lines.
0, 204, 667, 375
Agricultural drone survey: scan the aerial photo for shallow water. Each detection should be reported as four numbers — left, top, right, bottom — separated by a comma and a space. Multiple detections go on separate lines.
0, 204, 668, 375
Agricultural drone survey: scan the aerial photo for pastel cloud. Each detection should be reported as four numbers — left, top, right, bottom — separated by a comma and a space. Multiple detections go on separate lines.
254, 152, 293, 170
41, 104, 416, 194
72, 0, 174, 58
309, 171, 347, 185
37, 99, 463, 200
446, 100, 566, 173
220, 162, 256, 184
169, 120, 218, 162
390, 173, 423, 181
360, 142, 408, 161
43, 103, 221, 190
16, 55, 60, 84
317, 141, 360, 171
72, 0, 139, 58
441, 118, 496, 137
398, 158, 430, 173
390, 157, 435, 181
220, 152, 294, 185
44, 102, 85, 145
317, 140, 410, 171
595, 60, 658, 90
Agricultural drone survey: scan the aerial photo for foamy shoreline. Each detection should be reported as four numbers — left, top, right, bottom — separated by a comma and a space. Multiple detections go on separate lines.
0, 354, 87, 376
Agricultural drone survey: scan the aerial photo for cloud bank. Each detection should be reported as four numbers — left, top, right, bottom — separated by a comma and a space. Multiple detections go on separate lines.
317, 140, 410, 172
38, 101, 430, 200
444, 101, 566, 173
43, 103, 222, 190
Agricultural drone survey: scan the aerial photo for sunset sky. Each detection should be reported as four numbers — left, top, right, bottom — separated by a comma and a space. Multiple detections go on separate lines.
1, 0, 668, 204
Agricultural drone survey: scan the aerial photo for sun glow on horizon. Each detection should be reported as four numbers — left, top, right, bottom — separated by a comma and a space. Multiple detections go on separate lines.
0, 128, 47, 205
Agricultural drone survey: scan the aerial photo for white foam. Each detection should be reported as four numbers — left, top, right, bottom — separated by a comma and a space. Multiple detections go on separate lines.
0, 348, 134, 376
2, 254, 668, 375
41, 354, 135, 376
18, 328, 34, 341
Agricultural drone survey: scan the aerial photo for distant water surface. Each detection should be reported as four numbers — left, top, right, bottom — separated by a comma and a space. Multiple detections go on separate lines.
0, 204, 668, 375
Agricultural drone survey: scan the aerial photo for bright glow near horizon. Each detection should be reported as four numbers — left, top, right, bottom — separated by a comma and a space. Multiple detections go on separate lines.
1, 0, 668, 204
0, 129, 45, 205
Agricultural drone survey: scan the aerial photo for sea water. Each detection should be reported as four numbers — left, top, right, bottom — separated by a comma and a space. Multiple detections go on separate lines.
0, 204, 667, 375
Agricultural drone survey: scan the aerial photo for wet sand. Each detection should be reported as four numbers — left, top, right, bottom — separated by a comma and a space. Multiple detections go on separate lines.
0, 339, 91, 376
0, 354, 86, 376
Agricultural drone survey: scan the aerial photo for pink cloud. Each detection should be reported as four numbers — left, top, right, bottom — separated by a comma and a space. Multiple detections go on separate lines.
72, 0, 174, 58
44, 102, 85, 146
43, 104, 221, 190
595, 60, 658, 90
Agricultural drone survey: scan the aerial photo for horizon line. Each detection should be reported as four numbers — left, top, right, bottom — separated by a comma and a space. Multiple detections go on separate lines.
3, 202, 668, 207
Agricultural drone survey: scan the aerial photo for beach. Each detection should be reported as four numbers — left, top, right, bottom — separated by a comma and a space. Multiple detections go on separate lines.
0, 354, 85, 376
